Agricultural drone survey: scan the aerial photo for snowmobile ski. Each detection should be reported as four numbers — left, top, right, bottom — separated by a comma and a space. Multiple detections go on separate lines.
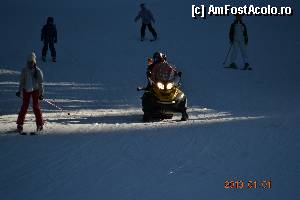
137, 86, 147, 91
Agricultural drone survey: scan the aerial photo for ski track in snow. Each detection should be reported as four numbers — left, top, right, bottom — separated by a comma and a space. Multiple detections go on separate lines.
0, 107, 265, 135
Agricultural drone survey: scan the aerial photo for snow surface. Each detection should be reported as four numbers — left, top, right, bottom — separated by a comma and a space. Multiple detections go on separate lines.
0, 0, 300, 199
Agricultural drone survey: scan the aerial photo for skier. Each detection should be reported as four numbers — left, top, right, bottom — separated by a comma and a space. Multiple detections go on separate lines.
134, 3, 158, 41
41, 17, 57, 62
16, 52, 44, 134
228, 14, 250, 70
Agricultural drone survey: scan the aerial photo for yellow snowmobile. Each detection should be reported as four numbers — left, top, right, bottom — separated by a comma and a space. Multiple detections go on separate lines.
138, 61, 188, 122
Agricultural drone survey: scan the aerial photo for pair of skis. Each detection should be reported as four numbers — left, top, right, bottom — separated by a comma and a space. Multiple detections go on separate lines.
42, 57, 56, 63
19, 131, 39, 136
17, 127, 42, 135
141, 37, 157, 42
224, 66, 252, 70
222, 44, 252, 71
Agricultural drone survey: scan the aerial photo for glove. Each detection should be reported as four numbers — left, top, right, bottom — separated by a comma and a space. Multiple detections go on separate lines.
245, 37, 248, 45
54, 39, 57, 43
16, 91, 21, 97
146, 70, 152, 77
177, 71, 182, 77
39, 95, 44, 100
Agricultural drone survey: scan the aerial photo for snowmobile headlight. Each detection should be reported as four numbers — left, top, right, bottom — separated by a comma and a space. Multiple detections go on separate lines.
166, 83, 174, 90
157, 82, 164, 90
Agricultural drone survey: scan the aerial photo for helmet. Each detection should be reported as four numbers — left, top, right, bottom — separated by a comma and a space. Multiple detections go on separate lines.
47, 17, 54, 24
153, 52, 167, 63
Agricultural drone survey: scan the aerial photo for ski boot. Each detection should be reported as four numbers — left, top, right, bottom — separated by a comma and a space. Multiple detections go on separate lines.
37, 125, 43, 132
181, 110, 189, 121
42, 56, 46, 62
229, 63, 237, 69
52, 57, 56, 62
30, 125, 43, 135
141, 37, 144, 42
242, 63, 251, 70
17, 124, 25, 135
150, 35, 157, 42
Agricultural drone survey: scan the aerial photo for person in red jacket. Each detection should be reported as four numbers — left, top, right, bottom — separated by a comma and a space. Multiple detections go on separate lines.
16, 52, 44, 134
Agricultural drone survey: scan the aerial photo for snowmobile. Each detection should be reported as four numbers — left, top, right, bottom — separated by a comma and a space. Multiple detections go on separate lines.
138, 62, 188, 122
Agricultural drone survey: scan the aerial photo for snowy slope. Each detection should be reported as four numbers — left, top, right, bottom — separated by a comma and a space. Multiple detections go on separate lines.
1, 0, 300, 199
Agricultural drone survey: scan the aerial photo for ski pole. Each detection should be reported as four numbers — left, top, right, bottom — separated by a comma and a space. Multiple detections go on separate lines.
43, 99, 70, 115
222, 44, 233, 65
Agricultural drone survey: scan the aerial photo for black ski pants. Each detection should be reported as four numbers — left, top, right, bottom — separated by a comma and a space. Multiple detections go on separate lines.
141, 23, 157, 39
42, 41, 56, 58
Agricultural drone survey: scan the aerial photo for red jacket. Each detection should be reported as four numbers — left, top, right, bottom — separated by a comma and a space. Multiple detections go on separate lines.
151, 62, 177, 81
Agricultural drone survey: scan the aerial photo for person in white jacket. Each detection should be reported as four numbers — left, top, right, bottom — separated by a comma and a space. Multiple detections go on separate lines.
16, 52, 44, 133
134, 3, 157, 41
228, 14, 250, 70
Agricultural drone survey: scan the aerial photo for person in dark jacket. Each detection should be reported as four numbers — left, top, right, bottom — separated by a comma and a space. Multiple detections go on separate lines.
228, 14, 250, 70
41, 17, 57, 62
134, 3, 157, 41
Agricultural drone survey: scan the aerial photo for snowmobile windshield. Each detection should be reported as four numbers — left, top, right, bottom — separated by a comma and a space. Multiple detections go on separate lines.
152, 63, 177, 82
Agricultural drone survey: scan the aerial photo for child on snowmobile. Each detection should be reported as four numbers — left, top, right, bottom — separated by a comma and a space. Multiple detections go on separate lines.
140, 52, 167, 91
147, 52, 167, 78
16, 52, 44, 133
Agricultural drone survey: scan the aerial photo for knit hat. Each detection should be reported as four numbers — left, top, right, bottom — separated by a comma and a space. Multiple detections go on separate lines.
27, 52, 36, 64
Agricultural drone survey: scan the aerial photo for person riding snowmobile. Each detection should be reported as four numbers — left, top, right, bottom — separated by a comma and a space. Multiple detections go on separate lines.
147, 52, 182, 85
140, 52, 188, 121
147, 52, 167, 76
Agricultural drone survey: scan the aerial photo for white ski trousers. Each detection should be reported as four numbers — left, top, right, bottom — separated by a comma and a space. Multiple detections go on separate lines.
229, 40, 249, 64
